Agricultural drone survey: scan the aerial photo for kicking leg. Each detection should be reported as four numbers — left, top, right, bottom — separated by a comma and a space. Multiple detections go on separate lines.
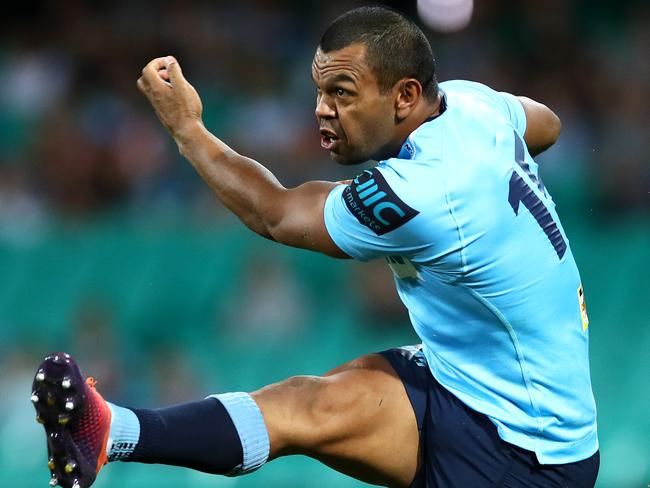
32, 352, 419, 488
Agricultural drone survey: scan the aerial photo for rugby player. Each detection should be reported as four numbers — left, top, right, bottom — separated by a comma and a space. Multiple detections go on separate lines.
32, 6, 599, 487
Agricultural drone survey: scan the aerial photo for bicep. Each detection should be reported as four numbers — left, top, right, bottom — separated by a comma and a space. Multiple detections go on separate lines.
268, 181, 351, 259
517, 96, 562, 156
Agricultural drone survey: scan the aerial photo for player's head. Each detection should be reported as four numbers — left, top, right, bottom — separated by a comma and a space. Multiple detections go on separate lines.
314, 6, 438, 165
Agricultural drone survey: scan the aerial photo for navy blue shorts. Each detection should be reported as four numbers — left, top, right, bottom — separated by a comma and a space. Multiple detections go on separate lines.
379, 346, 599, 488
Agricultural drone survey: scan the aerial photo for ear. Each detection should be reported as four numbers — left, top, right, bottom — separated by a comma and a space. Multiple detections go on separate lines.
394, 78, 422, 120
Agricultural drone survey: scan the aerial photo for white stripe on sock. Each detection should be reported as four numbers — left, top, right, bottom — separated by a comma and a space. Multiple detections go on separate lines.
107, 402, 141, 461
208, 392, 270, 475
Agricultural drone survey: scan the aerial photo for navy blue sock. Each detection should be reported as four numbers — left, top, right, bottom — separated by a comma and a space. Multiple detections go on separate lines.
129, 398, 243, 475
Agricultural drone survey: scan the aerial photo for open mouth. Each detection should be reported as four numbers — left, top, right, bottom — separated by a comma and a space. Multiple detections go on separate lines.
321, 135, 339, 150
320, 128, 340, 151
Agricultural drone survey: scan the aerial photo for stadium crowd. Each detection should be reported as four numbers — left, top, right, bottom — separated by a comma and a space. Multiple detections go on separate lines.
0, 0, 647, 235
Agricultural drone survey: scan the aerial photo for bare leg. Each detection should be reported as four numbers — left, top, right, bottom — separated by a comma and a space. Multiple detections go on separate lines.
252, 354, 420, 487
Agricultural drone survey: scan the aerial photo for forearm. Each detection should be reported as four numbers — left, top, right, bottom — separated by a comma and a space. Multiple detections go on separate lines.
174, 121, 285, 238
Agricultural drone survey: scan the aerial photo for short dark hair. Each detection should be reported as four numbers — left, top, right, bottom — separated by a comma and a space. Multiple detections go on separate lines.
319, 6, 438, 101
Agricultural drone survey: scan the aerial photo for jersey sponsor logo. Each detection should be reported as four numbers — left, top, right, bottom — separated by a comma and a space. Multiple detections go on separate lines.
404, 142, 415, 157
342, 169, 419, 235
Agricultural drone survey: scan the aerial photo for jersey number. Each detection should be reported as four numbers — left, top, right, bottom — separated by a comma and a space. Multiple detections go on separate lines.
507, 131, 567, 259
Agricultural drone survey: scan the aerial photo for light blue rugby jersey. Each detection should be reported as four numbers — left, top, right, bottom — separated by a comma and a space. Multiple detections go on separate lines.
323, 80, 598, 464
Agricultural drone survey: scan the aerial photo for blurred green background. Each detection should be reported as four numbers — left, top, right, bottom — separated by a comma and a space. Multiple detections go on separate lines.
0, 1, 648, 487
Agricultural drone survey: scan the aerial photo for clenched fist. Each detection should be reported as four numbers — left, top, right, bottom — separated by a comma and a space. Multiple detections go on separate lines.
137, 56, 203, 139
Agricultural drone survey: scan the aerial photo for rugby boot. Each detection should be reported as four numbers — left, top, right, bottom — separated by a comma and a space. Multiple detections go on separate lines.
31, 353, 111, 488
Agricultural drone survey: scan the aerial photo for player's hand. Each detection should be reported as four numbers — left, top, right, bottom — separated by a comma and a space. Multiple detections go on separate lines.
137, 56, 203, 139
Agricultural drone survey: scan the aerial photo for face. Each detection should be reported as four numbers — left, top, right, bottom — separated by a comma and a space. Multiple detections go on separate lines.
312, 43, 399, 165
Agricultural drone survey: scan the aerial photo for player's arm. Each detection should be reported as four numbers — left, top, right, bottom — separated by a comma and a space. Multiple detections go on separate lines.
137, 56, 349, 259
173, 123, 348, 258
517, 96, 562, 157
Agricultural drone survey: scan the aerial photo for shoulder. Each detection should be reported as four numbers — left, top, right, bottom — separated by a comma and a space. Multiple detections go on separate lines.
373, 159, 449, 217
440, 79, 509, 116
437, 79, 523, 137
439, 79, 497, 98
342, 161, 448, 220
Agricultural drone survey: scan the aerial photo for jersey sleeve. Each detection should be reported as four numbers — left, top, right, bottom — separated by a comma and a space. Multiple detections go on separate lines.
324, 183, 383, 261
323, 165, 444, 262
497, 91, 527, 136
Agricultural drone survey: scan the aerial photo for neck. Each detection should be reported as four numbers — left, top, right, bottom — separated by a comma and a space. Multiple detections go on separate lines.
410, 93, 443, 130
388, 94, 442, 156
